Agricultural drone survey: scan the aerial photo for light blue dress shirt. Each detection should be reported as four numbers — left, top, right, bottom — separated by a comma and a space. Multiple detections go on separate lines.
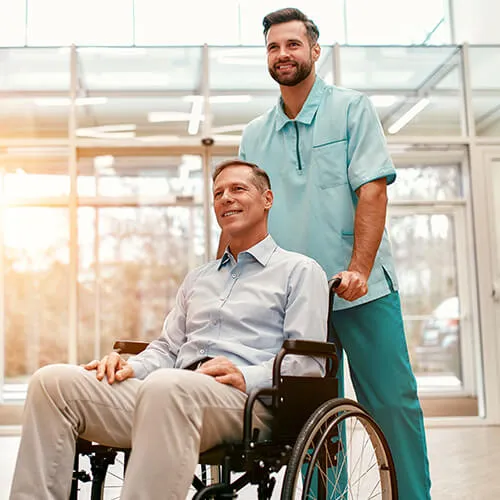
240, 77, 398, 310
128, 235, 328, 393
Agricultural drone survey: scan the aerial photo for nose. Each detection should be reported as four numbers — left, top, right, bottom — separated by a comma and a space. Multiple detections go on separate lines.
220, 189, 234, 204
278, 46, 290, 59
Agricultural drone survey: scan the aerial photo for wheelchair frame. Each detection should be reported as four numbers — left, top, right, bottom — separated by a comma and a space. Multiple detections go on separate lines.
71, 280, 398, 499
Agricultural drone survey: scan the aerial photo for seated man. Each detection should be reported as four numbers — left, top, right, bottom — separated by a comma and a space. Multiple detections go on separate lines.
9, 159, 328, 500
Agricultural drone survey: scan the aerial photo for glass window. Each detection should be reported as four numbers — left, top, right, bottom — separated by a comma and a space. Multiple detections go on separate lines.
1, 149, 69, 197
78, 155, 203, 200
389, 164, 463, 201
3, 207, 69, 394
469, 47, 500, 137
134, 0, 239, 45
0, 47, 69, 92
345, 0, 448, 44
389, 213, 462, 388
0, 0, 26, 46
27, 0, 133, 45
340, 46, 463, 136
77, 206, 205, 360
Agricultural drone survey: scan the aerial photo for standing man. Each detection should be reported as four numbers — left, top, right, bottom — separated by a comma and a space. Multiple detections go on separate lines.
234, 7, 431, 499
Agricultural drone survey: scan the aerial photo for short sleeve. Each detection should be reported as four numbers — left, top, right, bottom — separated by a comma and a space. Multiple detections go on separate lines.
346, 94, 396, 192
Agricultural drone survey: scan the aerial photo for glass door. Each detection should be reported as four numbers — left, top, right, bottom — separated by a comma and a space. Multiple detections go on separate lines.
388, 153, 480, 417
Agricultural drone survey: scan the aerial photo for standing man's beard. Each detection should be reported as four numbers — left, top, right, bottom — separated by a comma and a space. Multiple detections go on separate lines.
268, 57, 313, 87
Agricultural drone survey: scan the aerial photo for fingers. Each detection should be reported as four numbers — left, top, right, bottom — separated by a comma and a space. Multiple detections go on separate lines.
196, 358, 232, 377
82, 359, 99, 371
196, 357, 246, 392
93, 352, 122, 384
105, 352, 122, 384
215, 373, 246, 392
115, 364, 134, 382
96, 356, 107, 381
334, 271, 368, 301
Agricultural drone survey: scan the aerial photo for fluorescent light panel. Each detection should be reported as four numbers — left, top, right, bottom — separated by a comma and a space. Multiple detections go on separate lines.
388, 98, 430, 134
188, 98, 203, 136
76, 124, 137, 139
34, 97, 108, 107
148, 111, 192, 123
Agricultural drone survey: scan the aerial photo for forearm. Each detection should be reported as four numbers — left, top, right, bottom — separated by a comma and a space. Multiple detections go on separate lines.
239, 355, 323, 394
127, 337, 177, 379
349, 179, 387, 278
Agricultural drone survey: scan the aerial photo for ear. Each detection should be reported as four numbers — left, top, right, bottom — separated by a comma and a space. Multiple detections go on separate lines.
263, 189, 274, 211
312, 43, 321, 63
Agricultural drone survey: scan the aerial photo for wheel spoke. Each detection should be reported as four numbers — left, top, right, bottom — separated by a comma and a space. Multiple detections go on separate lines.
283, 401, 396, 500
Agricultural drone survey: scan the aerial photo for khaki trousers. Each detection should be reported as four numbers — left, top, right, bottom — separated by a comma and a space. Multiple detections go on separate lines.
9, 364, 272, 500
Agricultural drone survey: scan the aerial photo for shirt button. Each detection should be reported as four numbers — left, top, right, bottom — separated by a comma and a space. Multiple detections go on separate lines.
231, 273, 237, 279
212, 319, 217, 325
200, 349, 205, 354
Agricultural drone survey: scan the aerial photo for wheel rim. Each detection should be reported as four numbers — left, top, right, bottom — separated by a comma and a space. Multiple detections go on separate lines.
287, 403, 394, 500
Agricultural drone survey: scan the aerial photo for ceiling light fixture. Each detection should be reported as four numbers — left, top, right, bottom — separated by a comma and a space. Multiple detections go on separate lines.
147, 111, 192, 123
76, 124, 136, 139
388, 98, 430, 134
188, 97, 203, 135
34, 97, 108, 107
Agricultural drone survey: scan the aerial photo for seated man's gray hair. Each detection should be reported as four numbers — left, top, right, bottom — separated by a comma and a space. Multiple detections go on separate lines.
212, 159, 271, 192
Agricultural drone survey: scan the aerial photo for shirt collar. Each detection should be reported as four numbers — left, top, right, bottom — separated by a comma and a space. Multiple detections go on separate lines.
274, 76, 327, 132
217, 234, 278, 270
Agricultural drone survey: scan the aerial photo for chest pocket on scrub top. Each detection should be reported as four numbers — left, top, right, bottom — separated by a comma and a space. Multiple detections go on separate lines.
312, 139, 348, 189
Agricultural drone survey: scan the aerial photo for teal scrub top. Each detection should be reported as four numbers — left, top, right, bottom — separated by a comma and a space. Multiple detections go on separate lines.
239, 76, 398, 310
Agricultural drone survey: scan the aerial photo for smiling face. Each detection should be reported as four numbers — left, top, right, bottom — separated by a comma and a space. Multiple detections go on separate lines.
213, 165, 273, 245
266, 20, 320, 87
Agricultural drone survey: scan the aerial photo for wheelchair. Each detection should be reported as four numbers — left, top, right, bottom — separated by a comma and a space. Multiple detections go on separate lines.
71, 280, 398, 499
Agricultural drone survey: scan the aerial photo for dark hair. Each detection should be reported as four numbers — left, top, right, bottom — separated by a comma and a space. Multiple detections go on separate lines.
262, 8, 320, 46
212, 159, 271, 192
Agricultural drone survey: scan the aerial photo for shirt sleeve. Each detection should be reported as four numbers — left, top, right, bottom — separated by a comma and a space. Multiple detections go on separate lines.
346, 93, 397, 192
239, 259, 329, 393
127, 275, 190, 380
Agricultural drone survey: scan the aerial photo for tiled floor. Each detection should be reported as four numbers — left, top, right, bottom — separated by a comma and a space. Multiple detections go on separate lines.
2, 426, 499, 499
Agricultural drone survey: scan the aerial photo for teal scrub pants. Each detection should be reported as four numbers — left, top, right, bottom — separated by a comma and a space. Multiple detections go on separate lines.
332, 291, 431, 499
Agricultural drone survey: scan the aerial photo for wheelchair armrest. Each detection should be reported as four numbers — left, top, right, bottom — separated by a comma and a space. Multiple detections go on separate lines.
281, 339, 336, 357
273, 340, 338, 386
113, 340, 150, 355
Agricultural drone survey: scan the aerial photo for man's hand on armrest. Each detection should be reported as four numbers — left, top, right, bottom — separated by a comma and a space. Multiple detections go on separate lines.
83, 351, 135, 384
196, 356, 246, 393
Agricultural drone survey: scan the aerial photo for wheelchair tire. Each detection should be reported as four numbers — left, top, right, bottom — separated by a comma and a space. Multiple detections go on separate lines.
280, 398, 398, 500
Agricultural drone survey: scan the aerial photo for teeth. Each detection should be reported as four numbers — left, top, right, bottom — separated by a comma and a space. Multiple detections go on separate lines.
223, 211, 239, 217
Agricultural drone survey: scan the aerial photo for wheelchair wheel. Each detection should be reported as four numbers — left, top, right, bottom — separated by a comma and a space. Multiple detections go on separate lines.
281, 398, 397, 499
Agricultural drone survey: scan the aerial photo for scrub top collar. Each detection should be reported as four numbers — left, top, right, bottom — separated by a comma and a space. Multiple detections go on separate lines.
218, 234, 277, 269
274, 76, 327, 132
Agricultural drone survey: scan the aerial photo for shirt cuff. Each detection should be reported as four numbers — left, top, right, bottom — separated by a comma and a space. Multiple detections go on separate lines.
127, 360, 148, 380
239, 365, 273, 394
349, 165, 396, 192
